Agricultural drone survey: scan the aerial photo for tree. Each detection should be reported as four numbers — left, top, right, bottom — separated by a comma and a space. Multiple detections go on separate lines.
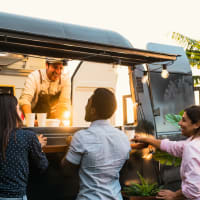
172, 32, 200, 85
172, 32, 200, 68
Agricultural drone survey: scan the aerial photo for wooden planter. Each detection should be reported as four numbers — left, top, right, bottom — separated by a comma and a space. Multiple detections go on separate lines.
127, 196, 156, 200
123, 194, 156, 200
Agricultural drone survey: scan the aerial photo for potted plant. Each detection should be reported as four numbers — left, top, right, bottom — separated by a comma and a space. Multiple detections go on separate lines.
122, 172, 162, 200
152, 112, 183, 167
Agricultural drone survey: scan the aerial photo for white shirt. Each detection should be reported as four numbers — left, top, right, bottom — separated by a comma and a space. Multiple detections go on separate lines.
67, 120, 131, 200
19, 69, 71, 111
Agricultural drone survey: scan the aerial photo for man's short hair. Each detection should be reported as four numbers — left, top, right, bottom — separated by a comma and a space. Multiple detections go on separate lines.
91, 88, 117, 119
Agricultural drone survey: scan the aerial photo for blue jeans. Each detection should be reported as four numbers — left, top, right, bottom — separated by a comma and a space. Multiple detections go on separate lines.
0, 196, 27, 200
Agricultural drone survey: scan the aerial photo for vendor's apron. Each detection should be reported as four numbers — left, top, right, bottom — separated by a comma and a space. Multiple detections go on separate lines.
32, 70, 61, 118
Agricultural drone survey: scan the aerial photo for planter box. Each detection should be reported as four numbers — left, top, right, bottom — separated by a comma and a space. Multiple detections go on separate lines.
123, 194, 156, 200
125, 196, 156, 200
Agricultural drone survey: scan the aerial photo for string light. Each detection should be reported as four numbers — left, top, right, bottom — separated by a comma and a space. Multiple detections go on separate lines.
142, 71, 148, 83
161, 64, 169, 79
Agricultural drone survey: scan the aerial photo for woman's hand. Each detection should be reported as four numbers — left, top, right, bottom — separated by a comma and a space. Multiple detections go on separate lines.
132, 135, 148, 143
37, 134, 47, 148
132, 135, 161, 149
156, 189, 184, 200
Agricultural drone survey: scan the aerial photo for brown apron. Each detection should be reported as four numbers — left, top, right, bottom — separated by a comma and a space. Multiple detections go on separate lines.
33, 70, 61, 118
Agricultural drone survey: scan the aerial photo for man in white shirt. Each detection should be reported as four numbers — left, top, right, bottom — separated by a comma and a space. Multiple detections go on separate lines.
61, 88, 131, 200
19, 59, 71, 119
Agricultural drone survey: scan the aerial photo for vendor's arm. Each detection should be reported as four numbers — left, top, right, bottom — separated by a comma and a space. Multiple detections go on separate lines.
19, 71, 38, 114
21, 104, 32, 114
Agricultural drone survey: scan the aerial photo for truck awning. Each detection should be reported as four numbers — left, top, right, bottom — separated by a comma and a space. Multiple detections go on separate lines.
0, 12, 178, 66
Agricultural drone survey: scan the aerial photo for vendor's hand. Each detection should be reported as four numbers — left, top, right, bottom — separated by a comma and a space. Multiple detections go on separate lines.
51, 104, 68, 119
37, 134, 47, 148
156, 190, 178, 200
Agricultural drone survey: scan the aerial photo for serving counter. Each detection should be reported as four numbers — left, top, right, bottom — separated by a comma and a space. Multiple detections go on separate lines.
24, 127, 82, 200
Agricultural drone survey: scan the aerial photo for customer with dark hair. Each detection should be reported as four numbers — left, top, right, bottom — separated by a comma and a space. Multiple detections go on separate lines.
133, 105, 200, 200
61, 88, 131, 200
0, 93, 48, 200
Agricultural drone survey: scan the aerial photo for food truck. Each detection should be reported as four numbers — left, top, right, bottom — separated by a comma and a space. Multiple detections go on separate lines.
0, 12, 194, 200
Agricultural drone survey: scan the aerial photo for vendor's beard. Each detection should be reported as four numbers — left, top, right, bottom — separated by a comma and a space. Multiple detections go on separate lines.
51, 73, 59, 81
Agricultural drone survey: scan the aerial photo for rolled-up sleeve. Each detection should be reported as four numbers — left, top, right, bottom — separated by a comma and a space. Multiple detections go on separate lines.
160, 139, 185, 158
66, 131, 84, 165
19, 72, 37, 107
182, 143, 200, 199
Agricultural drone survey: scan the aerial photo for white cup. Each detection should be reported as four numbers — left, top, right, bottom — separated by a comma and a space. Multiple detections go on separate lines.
25, 113, 35, 127
37, 113, 47, 127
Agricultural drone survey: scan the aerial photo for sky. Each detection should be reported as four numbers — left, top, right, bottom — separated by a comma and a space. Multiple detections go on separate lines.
1, 0, 200, 49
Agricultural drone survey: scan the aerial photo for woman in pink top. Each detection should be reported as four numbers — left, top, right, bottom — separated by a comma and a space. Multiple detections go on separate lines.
133, 105, 200, 200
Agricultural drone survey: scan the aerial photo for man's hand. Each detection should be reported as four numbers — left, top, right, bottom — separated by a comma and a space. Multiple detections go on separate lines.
37, 134, 47, 148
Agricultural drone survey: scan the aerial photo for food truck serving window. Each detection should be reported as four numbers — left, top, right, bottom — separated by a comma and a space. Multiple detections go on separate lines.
0, 85, 15, 95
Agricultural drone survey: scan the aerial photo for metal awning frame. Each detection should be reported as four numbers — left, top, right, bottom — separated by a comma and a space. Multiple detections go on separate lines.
0, 29, 178, 67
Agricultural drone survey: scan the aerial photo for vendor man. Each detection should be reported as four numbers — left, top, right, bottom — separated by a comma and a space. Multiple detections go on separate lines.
19, 58, 71, 119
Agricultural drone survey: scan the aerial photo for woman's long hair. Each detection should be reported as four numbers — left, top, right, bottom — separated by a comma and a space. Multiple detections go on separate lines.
0, 94, 23, 159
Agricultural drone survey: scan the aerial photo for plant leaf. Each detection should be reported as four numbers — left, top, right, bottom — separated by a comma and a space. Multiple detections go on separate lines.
165, 114, 182, 128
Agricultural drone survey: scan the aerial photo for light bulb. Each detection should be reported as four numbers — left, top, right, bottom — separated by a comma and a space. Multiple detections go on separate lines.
142, 71, 148, 83
142, 75, 148, 83
161, 69, 169, 79
63, 111, 70, 119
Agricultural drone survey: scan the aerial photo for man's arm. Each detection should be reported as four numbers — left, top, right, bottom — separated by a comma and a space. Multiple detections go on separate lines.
61, 157, 79, 176
61, 131, 83, 176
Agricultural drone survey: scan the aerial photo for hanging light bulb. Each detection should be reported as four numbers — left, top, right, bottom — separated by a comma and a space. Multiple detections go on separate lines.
161, 64, 169, 79
142, 71, 148, 83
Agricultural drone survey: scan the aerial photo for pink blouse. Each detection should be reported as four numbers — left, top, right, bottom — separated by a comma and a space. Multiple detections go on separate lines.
161, 137, 200, 200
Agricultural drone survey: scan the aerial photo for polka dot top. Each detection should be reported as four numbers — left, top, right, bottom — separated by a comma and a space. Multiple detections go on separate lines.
0, 129, 48, 198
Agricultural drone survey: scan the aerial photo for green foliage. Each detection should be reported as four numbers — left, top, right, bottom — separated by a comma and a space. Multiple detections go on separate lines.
165, 111, 183, 128
151, 112, 183, 167
152, 149, 181, 167
172, 32, 200, 68
165, 113, 182, 128
122, 172, 163, 196
193, 76, 200, 86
